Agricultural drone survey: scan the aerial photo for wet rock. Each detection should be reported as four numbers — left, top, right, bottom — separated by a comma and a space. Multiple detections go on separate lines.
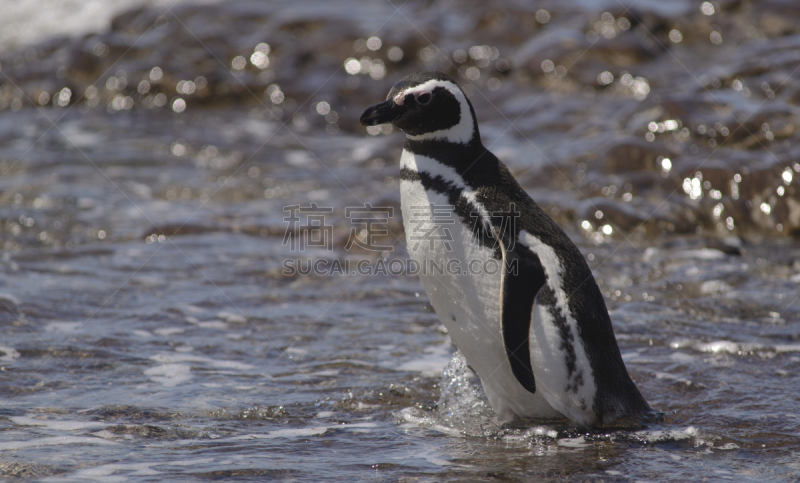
601, 138, 678, 173
702, 237, 745, 256
757, 1, 800, 37
0, 462, 63, 479
578, 197, 649, 231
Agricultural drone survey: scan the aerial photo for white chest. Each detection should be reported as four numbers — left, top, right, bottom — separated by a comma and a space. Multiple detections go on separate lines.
398, 150, 560, 419
399, 150, 502, 347
400, 177, 502, 336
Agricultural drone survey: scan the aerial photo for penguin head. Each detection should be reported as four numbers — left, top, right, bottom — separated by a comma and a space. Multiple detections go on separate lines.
360, 71, 478, 144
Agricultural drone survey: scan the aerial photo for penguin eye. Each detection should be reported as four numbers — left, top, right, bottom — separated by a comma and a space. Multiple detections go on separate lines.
415, 91, 432, 106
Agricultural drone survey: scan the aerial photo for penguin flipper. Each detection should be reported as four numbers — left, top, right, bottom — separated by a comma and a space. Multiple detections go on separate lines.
499, 244, 547, 395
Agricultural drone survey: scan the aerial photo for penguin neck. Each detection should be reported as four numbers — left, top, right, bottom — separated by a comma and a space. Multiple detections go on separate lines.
403, 131, 495, 182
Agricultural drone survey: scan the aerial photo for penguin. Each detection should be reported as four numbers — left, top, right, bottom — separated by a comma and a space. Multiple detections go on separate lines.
360, 71, 649, 425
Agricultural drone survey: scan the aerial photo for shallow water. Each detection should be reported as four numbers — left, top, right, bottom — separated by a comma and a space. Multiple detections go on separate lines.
2, 0, 800, 481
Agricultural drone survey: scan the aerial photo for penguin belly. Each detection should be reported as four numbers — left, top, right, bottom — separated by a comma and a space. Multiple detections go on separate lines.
399, 177, 562, 420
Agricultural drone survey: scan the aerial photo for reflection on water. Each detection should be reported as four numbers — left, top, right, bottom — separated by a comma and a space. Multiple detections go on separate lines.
1, 0, 800, 481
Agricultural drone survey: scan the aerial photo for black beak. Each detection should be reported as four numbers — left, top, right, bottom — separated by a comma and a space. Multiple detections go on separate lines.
359, 100, 405, 126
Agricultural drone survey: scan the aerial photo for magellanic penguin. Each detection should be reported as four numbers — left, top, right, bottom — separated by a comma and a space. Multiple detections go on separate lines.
360, 71, 650, 426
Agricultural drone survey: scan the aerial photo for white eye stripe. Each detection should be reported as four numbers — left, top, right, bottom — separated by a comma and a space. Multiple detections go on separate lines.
394, 88, 435, 106
399, 79, 475, 144
397, 81, 449, 100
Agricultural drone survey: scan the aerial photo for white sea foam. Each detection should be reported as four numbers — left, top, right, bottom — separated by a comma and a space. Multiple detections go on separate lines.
675, 249, 726, 260
154, 327, 186, 337
43, 321, 82, 332
149, 353, 254, 370
217, 311, 248, 324
72, 462, 159, 479
0, 435, 118, 451
164, 457, 215, 466
653, 371, 693, 385
0, 346, 20, 361
696, 341, 742, 354
228, 422, 379, 440
631, 426, 699, 444
396, 408, 465, 437
700, 280, 732, 294
396, 352, 501, 439
395, 340, 453, 377
0, 292, 21, 306
0, 0, 197, 51
672, 339, 800, 355
260, 427, 328, 439
144, 363, 193, 387
669, 352, 697, 363
198, 320, 228, 329
557, 435, 589, 448
144, 353, 253, 387
285, 347, 308, 356
10, 416, 108, 431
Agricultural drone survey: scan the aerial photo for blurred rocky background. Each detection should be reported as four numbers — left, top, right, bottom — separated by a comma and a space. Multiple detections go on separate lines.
1, 0, 800, 249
